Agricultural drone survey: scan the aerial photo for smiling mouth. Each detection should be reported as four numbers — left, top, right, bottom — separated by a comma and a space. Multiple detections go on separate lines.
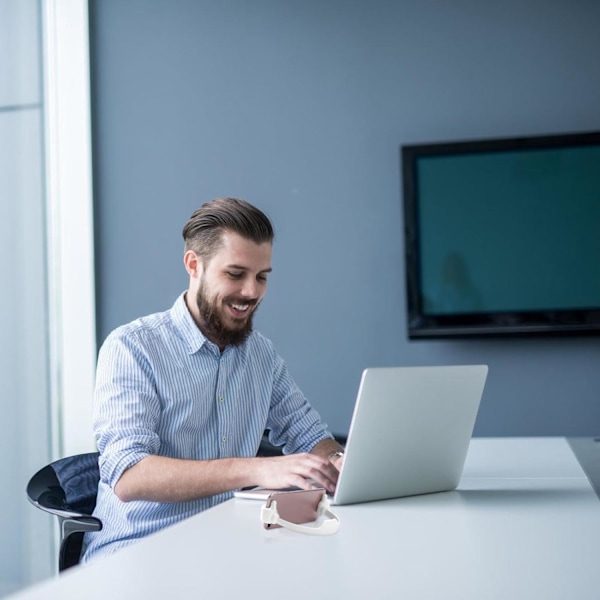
231, 303, 250, 312
228, 301, 255, 317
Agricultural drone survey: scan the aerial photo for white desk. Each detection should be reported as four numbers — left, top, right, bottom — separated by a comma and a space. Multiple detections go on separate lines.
10, 438, 600, 599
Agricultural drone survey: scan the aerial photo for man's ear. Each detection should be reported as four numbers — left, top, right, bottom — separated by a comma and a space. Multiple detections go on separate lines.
183, 251, 202, 278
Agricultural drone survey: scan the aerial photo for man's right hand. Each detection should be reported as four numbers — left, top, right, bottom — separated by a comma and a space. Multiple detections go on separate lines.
252, 453, 339, 494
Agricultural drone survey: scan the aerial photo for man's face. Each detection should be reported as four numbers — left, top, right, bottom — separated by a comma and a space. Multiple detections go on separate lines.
191, 231, 272, 349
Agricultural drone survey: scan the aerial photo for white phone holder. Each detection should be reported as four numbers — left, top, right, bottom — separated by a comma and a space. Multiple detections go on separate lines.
260, 493, 340, 536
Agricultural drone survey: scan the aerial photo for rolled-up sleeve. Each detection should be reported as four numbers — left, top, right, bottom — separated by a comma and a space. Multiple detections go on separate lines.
94, 330, 162, 488
265, 350, 333, 454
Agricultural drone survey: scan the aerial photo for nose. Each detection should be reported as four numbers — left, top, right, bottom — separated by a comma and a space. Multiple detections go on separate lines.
240, 278, 259, 299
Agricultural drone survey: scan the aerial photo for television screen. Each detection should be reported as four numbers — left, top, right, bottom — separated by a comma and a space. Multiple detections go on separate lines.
401, 130, 600, 338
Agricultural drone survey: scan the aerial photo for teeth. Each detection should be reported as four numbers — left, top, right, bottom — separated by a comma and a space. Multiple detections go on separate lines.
231, 304, 249, 311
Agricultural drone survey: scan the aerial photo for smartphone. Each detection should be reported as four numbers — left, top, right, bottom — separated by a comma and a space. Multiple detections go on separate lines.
263, 488, 325, 529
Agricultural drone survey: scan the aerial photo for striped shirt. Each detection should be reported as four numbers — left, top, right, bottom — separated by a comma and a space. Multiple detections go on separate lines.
82, 293, 332, 561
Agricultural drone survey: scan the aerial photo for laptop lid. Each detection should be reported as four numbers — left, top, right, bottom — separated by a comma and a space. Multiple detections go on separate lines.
332, 365, 488, 505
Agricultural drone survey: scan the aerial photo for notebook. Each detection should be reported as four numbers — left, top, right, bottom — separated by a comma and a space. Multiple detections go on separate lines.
331, 365, 488, 505
234, 365, 488, 505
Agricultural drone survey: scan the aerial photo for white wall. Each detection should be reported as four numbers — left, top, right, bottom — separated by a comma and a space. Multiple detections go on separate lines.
43, 0, 97, 458
0, 0, 96, 596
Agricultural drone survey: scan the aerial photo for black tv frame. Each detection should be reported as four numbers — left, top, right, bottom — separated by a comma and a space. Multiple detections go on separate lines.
401, 130, 600, 339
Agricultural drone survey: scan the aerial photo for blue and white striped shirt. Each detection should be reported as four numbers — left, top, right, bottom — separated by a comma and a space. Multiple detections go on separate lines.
82, 293, 332, 561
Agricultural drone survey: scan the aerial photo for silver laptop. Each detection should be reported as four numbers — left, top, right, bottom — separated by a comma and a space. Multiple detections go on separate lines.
331, 365, 488, 505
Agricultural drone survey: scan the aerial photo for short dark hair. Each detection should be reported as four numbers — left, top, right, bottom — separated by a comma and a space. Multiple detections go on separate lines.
182, 197, 274, 262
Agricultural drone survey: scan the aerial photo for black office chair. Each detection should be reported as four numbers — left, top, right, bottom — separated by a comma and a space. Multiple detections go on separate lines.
26, 452, 102, 572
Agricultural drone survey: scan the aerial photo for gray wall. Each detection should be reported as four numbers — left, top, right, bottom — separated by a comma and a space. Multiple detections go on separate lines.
89, 0, 600, 438
1, 0, 54, 595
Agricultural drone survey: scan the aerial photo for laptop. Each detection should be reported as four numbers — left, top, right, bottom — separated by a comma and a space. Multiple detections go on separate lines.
234, 364, 488, 504
331, 365, 488, 505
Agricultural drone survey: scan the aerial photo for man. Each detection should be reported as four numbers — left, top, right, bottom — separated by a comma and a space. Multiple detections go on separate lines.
82, 197, 344, 561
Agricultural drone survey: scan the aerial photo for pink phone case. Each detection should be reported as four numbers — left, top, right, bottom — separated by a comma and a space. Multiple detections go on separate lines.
263, 488, 325, 529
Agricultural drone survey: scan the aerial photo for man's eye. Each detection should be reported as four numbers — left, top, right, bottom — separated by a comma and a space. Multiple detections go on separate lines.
257, 274, 268, 282
227, 272, 243, 279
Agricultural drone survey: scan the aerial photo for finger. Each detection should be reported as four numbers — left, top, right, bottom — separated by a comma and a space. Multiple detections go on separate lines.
276, 456, 333, 492
290, 474, 317, 491
304, 464, 338, 494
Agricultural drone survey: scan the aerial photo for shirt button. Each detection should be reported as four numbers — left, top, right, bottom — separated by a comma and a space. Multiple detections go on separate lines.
221, 436, 227, 444
219, 396, 224, 403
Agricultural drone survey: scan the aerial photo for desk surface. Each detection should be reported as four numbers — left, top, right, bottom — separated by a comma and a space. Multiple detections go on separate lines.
10, 438, 600, 600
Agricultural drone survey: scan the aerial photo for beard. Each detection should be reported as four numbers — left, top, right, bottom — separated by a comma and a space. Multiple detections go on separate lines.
195, 278, 259, 348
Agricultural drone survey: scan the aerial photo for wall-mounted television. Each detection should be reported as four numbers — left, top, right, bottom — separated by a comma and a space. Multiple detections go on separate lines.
401, 130, 600, 339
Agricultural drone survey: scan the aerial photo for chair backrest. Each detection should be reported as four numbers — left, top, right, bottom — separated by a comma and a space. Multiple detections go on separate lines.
27, 452, 102, 571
